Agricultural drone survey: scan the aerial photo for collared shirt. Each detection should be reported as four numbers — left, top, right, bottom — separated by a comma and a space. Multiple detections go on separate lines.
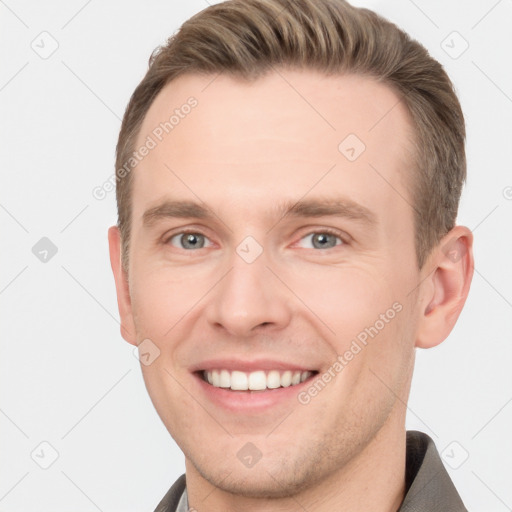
154, 430, 467, 512
175, 488, 188, 512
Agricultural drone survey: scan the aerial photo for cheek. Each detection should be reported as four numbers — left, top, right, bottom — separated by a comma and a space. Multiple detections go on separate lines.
129, 264, 214, 338
139, 361, 195, 443
285, 263, 400, 340
129, 266, 216, 409
287, 263, 412, 389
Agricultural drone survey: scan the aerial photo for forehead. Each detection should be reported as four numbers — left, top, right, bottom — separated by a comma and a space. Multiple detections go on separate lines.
132, 69, 415, 227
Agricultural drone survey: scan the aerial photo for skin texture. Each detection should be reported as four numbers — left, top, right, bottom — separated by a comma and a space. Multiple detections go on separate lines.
109, 70, 474, 512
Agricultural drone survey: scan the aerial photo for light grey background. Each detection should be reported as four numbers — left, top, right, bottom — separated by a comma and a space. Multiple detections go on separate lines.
1, 0, 511, 510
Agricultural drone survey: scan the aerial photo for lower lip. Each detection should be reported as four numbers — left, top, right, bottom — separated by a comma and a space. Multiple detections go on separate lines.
193, 372, 317, 413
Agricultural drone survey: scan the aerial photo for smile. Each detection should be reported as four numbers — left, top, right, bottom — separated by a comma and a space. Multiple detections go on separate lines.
201, 369, 317, 391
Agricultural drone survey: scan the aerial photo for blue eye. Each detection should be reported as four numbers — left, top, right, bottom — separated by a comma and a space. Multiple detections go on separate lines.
297, 232, 343, 250
166, 230, 344, 251
168, 232, 213, 250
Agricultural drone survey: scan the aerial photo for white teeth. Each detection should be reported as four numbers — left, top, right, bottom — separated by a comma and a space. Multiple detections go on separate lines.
219, 369, 230, 388
202, 369, 313, 391
267, 370, 281, 389
281, 370, 292, 387
231, 371, 248, 390
248, 371, 267, 390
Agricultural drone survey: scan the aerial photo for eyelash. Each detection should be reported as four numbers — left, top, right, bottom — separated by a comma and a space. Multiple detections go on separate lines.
163, 227, 347, 251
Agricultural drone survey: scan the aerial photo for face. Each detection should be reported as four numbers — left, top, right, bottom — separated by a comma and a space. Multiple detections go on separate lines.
114, 70, 426, 497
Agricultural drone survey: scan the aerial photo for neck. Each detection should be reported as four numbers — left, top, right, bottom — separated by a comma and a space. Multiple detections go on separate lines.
185, 411, 407, 512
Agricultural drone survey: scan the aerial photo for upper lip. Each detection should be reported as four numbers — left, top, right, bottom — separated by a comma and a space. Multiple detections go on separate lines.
190, 358, 318, 373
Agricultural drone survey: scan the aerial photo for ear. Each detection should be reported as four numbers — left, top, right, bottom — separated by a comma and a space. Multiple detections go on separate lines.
415, 226, 474, 349
108, 226, 137, 345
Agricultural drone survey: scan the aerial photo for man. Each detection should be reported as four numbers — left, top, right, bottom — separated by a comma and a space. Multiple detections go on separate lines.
108, 0, 474, 510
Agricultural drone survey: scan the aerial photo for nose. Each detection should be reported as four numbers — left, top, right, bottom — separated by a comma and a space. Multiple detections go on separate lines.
205, 248, 293, 337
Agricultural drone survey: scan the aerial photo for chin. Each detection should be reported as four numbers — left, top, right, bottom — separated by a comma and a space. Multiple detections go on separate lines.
188, 445, 327, 500
200, 466, 312, 499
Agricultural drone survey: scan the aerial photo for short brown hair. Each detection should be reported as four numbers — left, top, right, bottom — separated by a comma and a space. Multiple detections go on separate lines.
115, 0, 465, 270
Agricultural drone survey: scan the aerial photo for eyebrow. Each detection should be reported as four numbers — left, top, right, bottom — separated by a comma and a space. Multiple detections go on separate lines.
142, 197, 377, 228
280, 198, 377, 225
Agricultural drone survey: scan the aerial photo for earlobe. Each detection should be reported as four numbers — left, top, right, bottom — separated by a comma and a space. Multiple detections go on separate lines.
108, 226, 137, 345
415, 226, 474, 349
